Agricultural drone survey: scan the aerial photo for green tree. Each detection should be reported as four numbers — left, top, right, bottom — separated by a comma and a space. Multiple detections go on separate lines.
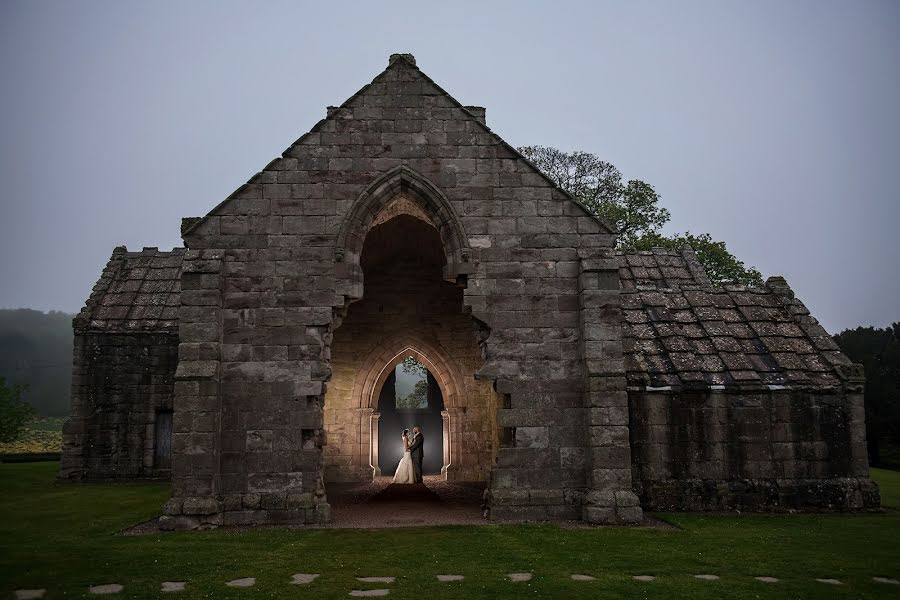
401, 356, 427, 378
518, 145, 763, 286
517, 146, 669, 247
396, 357, 428, 409
397, 379, 428, 409
0, 377, 33, 443
834, 324, 900, 467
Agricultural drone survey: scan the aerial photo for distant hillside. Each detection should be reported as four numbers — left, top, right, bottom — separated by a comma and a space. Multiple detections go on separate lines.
0, 309, 73, 417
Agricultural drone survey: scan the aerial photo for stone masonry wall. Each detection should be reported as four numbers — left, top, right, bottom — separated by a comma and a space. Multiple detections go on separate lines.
60, 332, 178, 480
161, 54, 639, 527
629, 389, 879, 510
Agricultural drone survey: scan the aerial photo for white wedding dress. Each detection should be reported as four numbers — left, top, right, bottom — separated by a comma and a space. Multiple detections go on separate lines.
391, 437, 415, 484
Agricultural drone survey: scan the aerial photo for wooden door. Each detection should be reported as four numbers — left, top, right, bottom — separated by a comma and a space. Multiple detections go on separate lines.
154, 410, 173, 470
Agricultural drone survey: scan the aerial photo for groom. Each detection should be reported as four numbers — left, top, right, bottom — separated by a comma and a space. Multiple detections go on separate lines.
407, 425, 424, 483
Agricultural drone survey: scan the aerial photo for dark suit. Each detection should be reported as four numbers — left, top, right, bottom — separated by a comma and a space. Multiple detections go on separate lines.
408, 432, 424, 483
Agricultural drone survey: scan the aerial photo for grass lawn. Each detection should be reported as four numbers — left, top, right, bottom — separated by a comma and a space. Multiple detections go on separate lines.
871, 467, 900, 508
1, 463, 899, 599
0, 417, 64, 454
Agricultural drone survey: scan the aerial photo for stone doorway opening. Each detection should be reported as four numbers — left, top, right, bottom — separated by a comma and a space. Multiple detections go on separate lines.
324, 180, 501, 487
373, 354, 447, 477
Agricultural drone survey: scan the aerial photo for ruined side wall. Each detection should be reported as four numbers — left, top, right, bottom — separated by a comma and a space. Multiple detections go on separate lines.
325, 261, 496, 482
629, 389, 879, 511
60, 331, 178, 480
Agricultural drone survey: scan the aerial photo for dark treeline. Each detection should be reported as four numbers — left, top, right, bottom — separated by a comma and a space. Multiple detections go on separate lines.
834, 323, 900, 468
0, 309, 73, 416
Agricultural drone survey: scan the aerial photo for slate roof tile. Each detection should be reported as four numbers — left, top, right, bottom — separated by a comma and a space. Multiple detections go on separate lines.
75, 246, 185, 333
618, 250, 850, 391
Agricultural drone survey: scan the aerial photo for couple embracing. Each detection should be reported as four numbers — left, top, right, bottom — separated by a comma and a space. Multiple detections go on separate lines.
391, 425, 424, 484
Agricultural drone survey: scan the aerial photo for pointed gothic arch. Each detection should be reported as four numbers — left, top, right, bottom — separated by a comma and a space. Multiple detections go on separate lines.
351, 334, 468, 479
334, 166, 473, 300
353, 334, 468, 411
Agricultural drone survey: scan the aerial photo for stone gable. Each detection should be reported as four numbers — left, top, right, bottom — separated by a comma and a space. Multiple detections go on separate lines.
61, 54, 879, 527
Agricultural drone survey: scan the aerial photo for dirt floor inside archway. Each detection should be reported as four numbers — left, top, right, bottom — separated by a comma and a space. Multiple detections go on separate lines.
119, 477, 486, 535
326, 476, 486, 528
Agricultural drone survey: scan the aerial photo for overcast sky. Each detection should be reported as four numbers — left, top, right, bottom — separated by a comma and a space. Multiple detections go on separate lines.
1, 0, 897, 334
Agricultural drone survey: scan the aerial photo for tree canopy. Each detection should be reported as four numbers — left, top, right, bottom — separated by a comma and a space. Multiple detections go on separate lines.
834, 323, 900, 467
396, 356, 429, 409
518, 145, 763, 286
0, 377, 32, 444
0, 309, 73, 417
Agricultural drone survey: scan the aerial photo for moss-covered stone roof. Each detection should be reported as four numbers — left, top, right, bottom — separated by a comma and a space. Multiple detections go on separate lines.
74, 246, 184, 333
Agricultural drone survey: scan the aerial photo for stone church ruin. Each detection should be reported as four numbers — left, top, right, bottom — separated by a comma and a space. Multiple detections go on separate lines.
60, 54, 880, 529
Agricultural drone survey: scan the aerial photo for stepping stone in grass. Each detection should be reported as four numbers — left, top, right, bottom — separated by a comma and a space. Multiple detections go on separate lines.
571, 574, 596, 581
15, 591, 46, 600
754, 577, 780, 583
356, 577, 395, 583
89, 584, 124, 595
873, 577, 900, 585
225, 577, 256, 588
350, 590, 390, 597
815, 578, 843, 585
161, 581, 186, 592
694, 574, 720, 581
507, 573, 532, 582
633, 575, 656, 582
291, 573, 320, 585
436, 575, 464, 582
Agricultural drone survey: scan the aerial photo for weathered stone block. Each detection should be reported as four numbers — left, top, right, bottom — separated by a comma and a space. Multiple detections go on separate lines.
246, 430, 274, 452
515, 427, 549, 449
242, 493, 261, 509
162, 498, 183, 516
182, 497, 220, 515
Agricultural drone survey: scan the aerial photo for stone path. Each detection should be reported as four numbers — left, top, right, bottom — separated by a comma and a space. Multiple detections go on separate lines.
89, 584, 124, 595
161, 581, 186, 592
350, 574, 397, 596
15, 571, 900, 595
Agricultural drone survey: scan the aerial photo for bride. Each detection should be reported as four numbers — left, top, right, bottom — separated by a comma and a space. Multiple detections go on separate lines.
391, 429, 416, 484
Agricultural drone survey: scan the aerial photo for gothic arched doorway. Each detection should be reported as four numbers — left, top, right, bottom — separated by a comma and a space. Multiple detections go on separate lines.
375, 356, 445, 476
323, 168, 501, 485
